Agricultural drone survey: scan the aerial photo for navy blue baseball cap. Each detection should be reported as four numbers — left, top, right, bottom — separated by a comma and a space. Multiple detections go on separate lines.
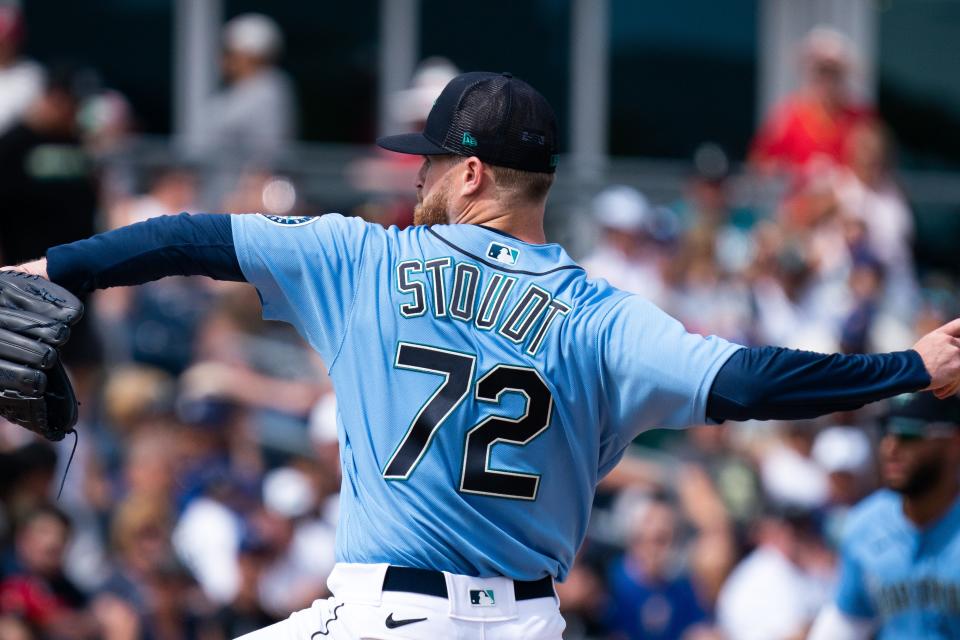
377, 71, 559, 174
882, 392, 960, 438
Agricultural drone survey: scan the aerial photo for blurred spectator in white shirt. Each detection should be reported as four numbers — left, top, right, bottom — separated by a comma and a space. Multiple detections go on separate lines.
834, 121, 919, 322
0, 6, 43, 136
746, 222, 840, 352
254, 466, 336, 618
581, 186, 670, 308
668, 227, 752, 342
717, 509, 832, 640
173, 492, 242, 605
760, 424, 829, 510
811, 425, 875, 546
811, 426, 873, 507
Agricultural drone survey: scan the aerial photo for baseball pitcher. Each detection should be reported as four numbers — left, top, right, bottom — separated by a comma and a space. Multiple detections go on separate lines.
6, 72, 960, 639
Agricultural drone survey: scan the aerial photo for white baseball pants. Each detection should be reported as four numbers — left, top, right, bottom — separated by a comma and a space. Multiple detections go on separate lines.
235, 563, 566, 639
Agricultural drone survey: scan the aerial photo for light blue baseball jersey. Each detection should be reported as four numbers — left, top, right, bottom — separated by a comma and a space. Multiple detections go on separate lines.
231, 213, 740, 581
836, 489, 960, 638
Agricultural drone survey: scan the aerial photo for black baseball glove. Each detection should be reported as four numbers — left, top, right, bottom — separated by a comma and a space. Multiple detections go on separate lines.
0, 271, 84, 441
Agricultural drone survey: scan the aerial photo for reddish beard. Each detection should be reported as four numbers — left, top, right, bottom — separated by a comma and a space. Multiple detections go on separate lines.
414, 180, 452, 226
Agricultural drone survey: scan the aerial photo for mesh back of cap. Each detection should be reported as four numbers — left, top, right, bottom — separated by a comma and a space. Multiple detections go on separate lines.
439, 75, 557, 173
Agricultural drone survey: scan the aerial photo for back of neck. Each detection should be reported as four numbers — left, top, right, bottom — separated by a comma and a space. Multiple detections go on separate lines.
455, 203, 546, 244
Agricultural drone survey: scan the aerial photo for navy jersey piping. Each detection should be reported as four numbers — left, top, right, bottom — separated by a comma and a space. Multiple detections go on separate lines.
478, 224, 524, 242
426, 228, 584, 276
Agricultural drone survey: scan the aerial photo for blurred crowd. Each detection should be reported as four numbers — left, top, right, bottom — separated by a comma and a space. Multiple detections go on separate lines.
0, 6, 957, 640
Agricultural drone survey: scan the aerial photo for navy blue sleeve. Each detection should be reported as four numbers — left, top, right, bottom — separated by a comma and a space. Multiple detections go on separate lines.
706, 346, 931, 422
46, 213, 244, 294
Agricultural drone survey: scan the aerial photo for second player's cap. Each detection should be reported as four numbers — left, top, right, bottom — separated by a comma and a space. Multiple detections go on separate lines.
882, 392, 960, 439
377, 71, 559, 174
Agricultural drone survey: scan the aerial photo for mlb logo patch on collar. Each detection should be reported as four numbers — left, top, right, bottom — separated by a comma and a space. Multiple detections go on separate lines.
469, 589, 496, 606
487, 242, 519, 266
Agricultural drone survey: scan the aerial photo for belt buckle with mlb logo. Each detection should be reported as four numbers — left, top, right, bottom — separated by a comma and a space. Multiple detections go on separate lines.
486, 242, 519, 266
469, 588, 496, 607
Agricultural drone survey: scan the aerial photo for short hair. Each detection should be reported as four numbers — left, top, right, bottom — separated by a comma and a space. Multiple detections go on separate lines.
488, 164, 555, 204
15, 504, 72, 537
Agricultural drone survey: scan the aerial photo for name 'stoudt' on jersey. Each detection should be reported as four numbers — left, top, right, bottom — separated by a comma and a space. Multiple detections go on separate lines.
395, 258, 571, 356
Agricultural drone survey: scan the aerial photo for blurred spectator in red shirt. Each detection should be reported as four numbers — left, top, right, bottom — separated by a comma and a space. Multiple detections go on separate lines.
0, 5, 43, 137
0, 505, 95, 639
750, 27, 874, 184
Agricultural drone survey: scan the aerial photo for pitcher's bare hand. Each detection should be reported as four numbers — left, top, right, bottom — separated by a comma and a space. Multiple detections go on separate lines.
913, 318, 960, 399
0, 258, 47, 278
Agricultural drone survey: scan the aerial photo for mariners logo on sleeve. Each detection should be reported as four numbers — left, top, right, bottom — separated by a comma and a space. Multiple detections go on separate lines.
486, 242, 520, 265
259, 214, 319, 227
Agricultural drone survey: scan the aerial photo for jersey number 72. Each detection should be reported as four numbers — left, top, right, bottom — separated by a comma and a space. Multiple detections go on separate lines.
382, 342, 553, 501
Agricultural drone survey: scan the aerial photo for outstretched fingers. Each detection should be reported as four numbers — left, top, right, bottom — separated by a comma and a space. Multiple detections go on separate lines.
937, 317, 960, 337
933, 377, 960, 399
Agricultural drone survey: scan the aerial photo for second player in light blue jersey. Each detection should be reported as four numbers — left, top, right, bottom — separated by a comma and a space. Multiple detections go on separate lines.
810, 393, 960, 640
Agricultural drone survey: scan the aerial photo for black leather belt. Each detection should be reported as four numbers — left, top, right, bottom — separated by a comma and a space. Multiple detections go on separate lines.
382, 566, 554, 601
